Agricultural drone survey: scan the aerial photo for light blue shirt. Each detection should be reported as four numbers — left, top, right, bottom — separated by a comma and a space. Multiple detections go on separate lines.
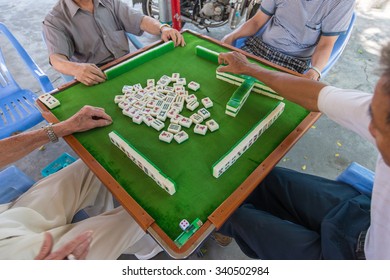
260, 0, 355, 59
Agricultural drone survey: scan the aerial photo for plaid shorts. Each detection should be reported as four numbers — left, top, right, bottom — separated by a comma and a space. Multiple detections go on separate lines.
242, 36, 310, 74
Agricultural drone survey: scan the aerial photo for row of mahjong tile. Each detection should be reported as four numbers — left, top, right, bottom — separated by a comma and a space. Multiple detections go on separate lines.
109, 131, 176, 195
212, 102, 285, 178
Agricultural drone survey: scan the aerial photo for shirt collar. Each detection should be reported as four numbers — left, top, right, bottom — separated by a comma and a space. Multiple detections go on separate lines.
66, 0, 81, 18
67, 0, 106, 17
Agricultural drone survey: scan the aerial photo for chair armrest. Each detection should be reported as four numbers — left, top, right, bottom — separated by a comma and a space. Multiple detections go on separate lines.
0, 22, 54, 93
336, 162, 374, 196
126, 33, 144, 50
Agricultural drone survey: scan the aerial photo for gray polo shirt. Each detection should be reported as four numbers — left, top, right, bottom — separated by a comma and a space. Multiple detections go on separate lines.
43, 0, 145, 65
260, 0, 355, 59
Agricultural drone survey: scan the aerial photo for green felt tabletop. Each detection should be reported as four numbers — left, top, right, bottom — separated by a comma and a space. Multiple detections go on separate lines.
50, 31, 309, 242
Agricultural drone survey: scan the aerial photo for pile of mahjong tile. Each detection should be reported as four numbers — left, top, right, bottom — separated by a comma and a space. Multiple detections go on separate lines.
114, 73, 219, 144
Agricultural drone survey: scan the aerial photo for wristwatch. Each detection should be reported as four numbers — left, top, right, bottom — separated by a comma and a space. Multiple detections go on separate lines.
43, 123, 59, 143
159, 23, 171, 33
309, 66, 322, 80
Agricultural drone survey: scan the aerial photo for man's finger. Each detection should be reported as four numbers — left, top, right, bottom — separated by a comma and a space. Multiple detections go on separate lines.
47, 231, 93, 260
89, 65, 107, 80
34, 232, 53, 260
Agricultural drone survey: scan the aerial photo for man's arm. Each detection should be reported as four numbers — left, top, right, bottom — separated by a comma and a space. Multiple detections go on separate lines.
221, 10, 271, 45
218, 52, 327, 111
49, 54, 107, 86
0, 106, 112, 168
139, 16, 185, 47
305, 35, 338, 80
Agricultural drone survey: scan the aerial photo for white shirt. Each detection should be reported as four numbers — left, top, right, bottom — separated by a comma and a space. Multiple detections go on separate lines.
318, 86, 390, 259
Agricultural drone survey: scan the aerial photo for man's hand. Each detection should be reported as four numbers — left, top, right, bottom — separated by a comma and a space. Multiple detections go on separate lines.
218, 52, 253, 75
304, 69, 320, 81
74, 63, 106, 86
160, 26, 186, 47
59, 105, 113, 136
35, 231, 92, 260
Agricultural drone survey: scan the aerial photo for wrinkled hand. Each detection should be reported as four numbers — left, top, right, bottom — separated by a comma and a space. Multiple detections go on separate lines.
221, 34, 235, 45
218, 52, 252, 75
304, 69, 320, 81
74, 63, 106, 86
160, 27, 186, 47
63, 105, 113, 134
35, 231, 92, 260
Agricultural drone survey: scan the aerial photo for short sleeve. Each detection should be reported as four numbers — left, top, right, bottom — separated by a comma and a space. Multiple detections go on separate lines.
42, 16, 74, 59
260, 0, 277, 16
322, 0, 355, 35
114, 0, 145, 36
318, 86, 375, 144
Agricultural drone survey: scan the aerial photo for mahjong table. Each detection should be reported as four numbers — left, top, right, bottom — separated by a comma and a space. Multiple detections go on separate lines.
37, 30, 320, 259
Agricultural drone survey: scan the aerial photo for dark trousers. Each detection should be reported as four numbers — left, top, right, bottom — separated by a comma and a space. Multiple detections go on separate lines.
219, 167, 371, 259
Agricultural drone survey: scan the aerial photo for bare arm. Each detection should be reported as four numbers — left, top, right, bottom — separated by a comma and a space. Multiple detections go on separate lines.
304, 35, 338, 80
0, 106, 112, 168
218, 52, 327, 111
222, 10, 271, 45
49, 54, 106, 86
139, 16, 185, 47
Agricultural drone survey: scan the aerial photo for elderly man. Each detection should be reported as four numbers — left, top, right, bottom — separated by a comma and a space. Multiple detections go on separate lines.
43, 0, 185, 86
0, 106, 162, 259
214, 43, 390, 259
221, 0, 355, 80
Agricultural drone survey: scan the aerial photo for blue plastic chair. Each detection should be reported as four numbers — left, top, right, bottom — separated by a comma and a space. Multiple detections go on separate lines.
336, 162, 374, 196
233, 12, 356, 77
0, 165, 36, 204
0, 157, 87, 222
0, 22, 54, 139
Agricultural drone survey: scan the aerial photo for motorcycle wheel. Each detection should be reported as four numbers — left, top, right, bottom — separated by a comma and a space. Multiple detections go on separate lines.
246, 2, 260, 20
142, 0, 159, 19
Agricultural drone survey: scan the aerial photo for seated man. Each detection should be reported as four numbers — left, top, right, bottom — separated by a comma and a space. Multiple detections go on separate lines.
0, 106, 162, 260
214, 43, 390, 259
42, 0, 185, 86
221, 0, 355, 80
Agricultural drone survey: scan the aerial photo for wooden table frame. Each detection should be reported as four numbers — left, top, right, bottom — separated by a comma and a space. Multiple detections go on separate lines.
37, 30, 320, 259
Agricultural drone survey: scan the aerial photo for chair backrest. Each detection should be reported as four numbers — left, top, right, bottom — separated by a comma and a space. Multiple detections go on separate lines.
321, 12, 356, 77
233, 11, 356, 77
0, 22, 54, 93
0, 45, 20, 95
0, 22, 54, 139
0, 165, 36, 204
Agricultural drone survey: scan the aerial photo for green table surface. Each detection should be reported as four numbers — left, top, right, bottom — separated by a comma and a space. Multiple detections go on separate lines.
50, 31, 309, 243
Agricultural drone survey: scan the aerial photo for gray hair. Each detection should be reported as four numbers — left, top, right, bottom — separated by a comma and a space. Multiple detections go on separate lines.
380, 42, 390, 86
380, 43, 390, 123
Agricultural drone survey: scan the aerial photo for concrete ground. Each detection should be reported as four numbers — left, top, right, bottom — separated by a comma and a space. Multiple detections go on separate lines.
1, 0, 389, 260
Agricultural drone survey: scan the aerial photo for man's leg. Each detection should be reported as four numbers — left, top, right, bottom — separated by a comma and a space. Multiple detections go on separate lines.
219, 167, 367, 259
244, 167, 363, 231
51, 206, 152, 260
220, 204, 322, 259
12, 160, 113, 225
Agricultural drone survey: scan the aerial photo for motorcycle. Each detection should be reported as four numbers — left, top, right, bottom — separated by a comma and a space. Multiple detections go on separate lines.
134, 0, 255, 30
